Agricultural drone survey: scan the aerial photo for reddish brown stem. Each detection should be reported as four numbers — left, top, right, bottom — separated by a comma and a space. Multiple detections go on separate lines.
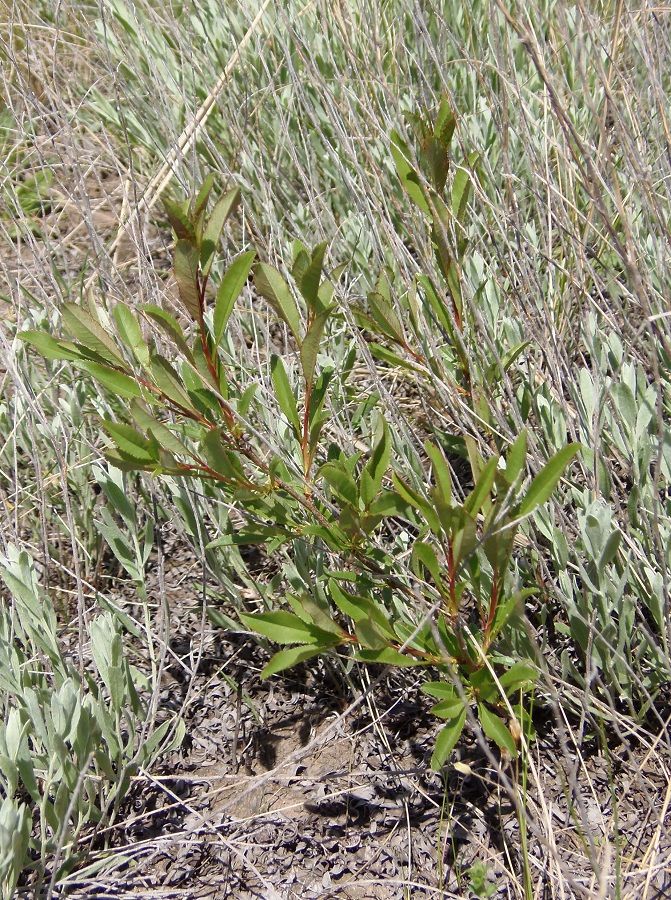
447, 544, 458, 616
301, 381, 313, 479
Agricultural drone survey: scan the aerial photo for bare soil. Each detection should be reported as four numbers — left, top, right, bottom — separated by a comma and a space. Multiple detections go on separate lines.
59, 534, 671, 900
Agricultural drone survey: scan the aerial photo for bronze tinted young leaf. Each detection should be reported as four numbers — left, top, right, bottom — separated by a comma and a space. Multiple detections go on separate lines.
163, 198, 195, 242
174, 240, 201, 319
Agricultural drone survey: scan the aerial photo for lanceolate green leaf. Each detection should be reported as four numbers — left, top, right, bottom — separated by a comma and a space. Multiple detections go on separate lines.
292, 240, 311, 284
354, 617, 388, 650
18, 331, 82, 362
240, 611, 338, 646
422, 681, 459, 700
431, 707, 467, 770
113, 305, 150, 366
518, 444, 581, 516
482, 529, 516, 582
329, 582, 383, 625
75, 361, 143, 400
213, 250, 255, 343
193, 173, 216, 217
103, 421, 156, 463
504, 430, 527, 486
429, 98, 456, 191
439, 246, 463, 319
464, 456, 498, 516
254, 262, 302, 340
104, 450, 154, 472
431, 697, 466, 719
436, 97, 456, 146
422, 128, 451, 195
300, 307, 333, 387
308, 368, 333, 431
317, 261, 346, 306
425, 442, 452, 506
201, 429, 246, 481
362, 418, 390, 503
451, 152, 480, 224
390, 131, 431, 216
141, 305, 192, 358
411, 541, 444, 588
320, 461, 358, 507
203, 188, 241, 258
290, 594, 341, 634
271, 354, 301, 436
501, 341, 531, 374
392, 474, 441, 533
477, 703, 517, 756
368, 343, 422, 372
61, 303, 125, 366
150, 355, 194, 410
451, 511, 478, 566
300, 241, 327, 308
368, 291, 404, 343
367, 489, 411, 518
260, 644, 326, 679
499, 661, 537, 690
129, 400, 189, 457
488, 589, 534, 639
356, 647, 419, 666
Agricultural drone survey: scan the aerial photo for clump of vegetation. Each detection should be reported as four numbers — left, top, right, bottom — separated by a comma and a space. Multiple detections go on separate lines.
0, 547, 183, 896
21, 106, 580, 771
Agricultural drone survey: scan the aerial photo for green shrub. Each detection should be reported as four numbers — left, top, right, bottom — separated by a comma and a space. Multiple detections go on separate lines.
20, 105, 580, 769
